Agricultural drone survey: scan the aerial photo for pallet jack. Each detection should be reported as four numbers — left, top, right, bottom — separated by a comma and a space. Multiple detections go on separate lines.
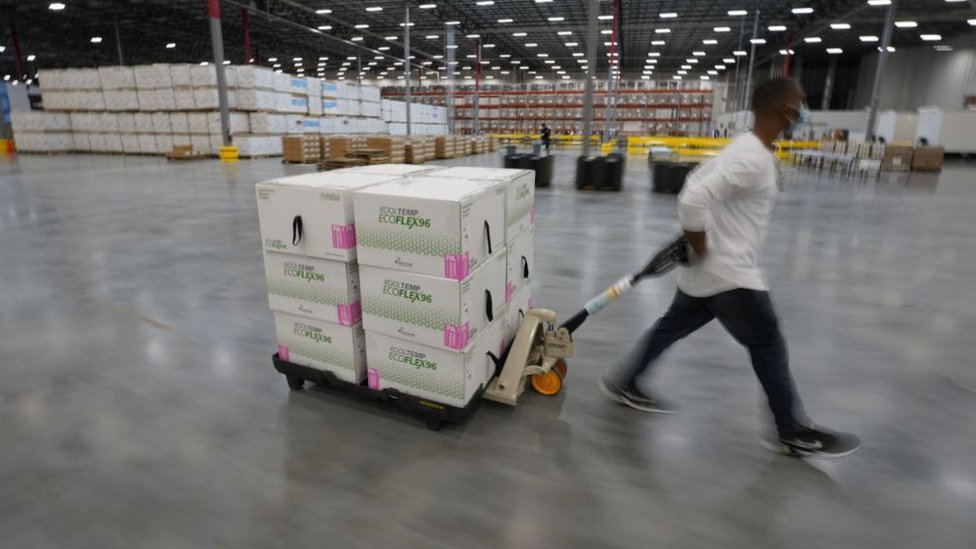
484, 235, 691, 406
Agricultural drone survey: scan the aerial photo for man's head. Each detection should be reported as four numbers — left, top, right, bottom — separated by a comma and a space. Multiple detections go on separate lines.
752, 78, 807, 134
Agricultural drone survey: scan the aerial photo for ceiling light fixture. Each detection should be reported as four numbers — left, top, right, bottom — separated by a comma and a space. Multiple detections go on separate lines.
660, 12, 677, 18
728, 10, 747, 16
792, 7, 814, 14
90, 36, 102, 43
768, 25, 787, 32
703, 39, 718, 45
714, 26, 731, 32
894, 21, 917, 28
859, 35, 879, 42
804, 36, 822, 43
827, 47, 843, 54
920, 34, 942, 41
830, 23, 851, 30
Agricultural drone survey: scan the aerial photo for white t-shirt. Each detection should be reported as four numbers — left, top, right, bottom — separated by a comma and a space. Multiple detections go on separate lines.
677, 132, 779, 297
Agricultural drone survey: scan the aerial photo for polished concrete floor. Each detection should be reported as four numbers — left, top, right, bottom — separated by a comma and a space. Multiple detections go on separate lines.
1, 148, 975, 548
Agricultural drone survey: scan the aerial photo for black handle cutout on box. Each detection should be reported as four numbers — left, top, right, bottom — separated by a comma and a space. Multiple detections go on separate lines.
292, 215, 303, 246
521, 256, 529, 279
485, 290, 494, 322
484, 221, 493, 255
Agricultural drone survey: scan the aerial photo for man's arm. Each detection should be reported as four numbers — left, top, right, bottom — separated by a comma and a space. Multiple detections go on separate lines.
677, 160, 751, 256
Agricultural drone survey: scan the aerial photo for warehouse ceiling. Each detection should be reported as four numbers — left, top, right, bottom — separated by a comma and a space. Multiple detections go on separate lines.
1, 0, 974, 85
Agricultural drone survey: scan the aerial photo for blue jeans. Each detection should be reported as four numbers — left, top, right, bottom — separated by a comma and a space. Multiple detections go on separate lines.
616, 288, 805, 437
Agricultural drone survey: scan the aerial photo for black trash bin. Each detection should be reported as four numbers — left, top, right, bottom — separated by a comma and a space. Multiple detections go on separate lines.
602, 152, 625, 191
575, 156, 602, 189
533, 154, 553, 188
652, 161, 695, 194
503, 153, 525, 169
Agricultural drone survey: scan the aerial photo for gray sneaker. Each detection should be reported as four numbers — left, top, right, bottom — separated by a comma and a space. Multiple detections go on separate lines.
598, 377, 676, 414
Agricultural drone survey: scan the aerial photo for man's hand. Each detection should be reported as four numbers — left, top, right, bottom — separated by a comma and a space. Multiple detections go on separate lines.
684, 230, 707, 257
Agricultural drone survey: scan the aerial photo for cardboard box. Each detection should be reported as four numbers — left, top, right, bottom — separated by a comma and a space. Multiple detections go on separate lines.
264, 252, 362, 325
255, 172, 402, 261
504, 285, 532, 348
882, 145, 913, 172
353, 177, 506, 279
506, 225, 534, 304
364, 319, 505, 407
360, 251, 506, 351
912, 146, 944, 171
425, 167, 535, 244
274, 312, 367, 384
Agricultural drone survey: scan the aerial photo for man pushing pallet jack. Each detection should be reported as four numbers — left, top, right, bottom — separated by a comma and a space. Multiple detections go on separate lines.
491, 78, 858, 458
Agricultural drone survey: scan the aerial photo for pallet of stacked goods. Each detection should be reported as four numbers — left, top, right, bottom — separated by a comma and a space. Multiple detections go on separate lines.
365, 135, 406, 164
435, 135, 453, 159
353, 177, 507, 412
281, 134, 321, 164
9, 111, 73, 153
257, 171, 411, 392
234, 65, 282, 157
99, 66, 140, 112
422, 168, 536, 349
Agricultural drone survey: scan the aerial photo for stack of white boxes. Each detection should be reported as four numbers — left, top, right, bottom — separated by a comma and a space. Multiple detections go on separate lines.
424, 168, 536, 348
256, 171, 405, 384
353, 177, 508, 408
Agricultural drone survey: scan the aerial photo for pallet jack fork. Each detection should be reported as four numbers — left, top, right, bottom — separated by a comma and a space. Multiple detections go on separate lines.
483, 308, 575, 406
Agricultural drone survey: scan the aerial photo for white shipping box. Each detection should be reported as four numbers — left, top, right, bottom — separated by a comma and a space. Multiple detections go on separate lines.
255, 172, 403, 261
172, 134, 191, 147
103, 90, 140, 111
365, 319, 505, 407
322, 81, 339, 98
122, 133, 141, 154
117, 113, 137, 133
72, 132, 92, 152
274, 312, 368, 384
134, 113, 154, 133
151, 112, 172, 133
187, 113, 210, 134
207, 111, 249, 135
236, 134, 281, 156
274, 72, 291, 92
155, 134, 174, 154
236, 65, 275, 89
360, 252, 506, 351
89, 133, 106, 152
191, 134, 212, 155
504, 285, 532, 348
97, 66, 135, 90
353, 177, 506, 279
264, 252, 362, 325
506, 225, 534, 304
170, 64, 193, 87
249, 112, 287, 134
138, 134, 157, 154
174, 89, 196, 111
190, 65, 218, 87
137, 89, 159, 111
237, 89, 277, 111
426, 167, 535, 244
154, 88, 177, 111
170, 112, 189, 134
104, 133, 123, 153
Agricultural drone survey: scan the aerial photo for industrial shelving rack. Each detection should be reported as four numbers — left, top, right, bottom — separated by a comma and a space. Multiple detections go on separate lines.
381, 81, 714, 137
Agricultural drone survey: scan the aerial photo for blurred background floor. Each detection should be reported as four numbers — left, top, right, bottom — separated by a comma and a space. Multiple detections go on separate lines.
1, 150, 974, 548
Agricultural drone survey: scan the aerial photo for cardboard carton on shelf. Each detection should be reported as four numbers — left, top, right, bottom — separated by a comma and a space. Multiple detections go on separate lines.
912, 146, 944, 172
274, 312, 368, 384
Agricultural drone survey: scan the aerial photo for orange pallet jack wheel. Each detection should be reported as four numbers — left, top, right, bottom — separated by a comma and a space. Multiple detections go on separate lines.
531, 359, 568, 396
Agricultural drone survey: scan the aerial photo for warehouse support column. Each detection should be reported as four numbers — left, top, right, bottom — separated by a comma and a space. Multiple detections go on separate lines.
242, 7, 252, 64
403, 1, 412, 136
822, 55, 838, 110
113, 20, 124, 66
208, 0, 235, 159
741, 10, 760, 130
866, 0, 896, 140
10, 24, 25, 82
474, 42, 481, 134
581, 0, 598, 158
446, 26, 456, 134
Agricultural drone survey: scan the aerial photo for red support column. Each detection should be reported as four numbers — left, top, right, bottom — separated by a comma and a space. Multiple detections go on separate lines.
10, 23, 26, 82
241, 7, 252, 64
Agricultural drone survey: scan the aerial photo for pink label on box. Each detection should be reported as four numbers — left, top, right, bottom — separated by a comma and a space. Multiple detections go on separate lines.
443, 322, 470, 351
367, 368, 381, 390
331, 224, 356, 249
336, 301, 362, 326
278, 344, 290, 362
505, 282, 513, 304
529, 207, 536, 224
443, 252, 470, 280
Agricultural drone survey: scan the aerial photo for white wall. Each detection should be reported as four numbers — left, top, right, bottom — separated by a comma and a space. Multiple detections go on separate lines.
854, 33, 976, 111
